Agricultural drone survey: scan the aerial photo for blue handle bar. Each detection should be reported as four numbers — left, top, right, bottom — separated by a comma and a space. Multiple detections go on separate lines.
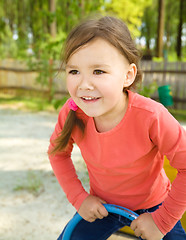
62, 204, 162, 240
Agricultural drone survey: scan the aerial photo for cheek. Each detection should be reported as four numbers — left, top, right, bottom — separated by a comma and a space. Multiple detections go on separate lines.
100, 86, 119, 102
66, 77, 77, 95
101, 79, 124, 96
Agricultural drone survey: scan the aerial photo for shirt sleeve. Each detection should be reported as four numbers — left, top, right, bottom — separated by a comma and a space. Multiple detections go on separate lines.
48, 103, 89, 210
149, 106, 186, 235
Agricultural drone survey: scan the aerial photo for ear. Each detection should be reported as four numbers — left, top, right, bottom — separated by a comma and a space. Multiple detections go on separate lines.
123, 63, 137, 88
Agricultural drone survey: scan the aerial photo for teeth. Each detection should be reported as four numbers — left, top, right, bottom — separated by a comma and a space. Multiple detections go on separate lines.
82, 97, 96, 100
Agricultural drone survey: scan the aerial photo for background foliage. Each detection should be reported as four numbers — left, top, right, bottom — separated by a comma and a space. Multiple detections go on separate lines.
0, 0, 185, 60
0, 0, 185, 101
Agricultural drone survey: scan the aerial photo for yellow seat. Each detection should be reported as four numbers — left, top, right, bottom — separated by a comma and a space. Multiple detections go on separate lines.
120, 156, 186, 235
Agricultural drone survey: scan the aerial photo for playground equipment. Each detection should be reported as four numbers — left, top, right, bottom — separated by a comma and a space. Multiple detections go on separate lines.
62, 204, 163, 240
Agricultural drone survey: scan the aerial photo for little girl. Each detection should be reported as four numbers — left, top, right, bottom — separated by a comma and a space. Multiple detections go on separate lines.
48, 15, 186, 240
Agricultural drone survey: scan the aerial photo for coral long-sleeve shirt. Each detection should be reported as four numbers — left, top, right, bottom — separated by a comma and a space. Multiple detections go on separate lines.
48, 90, 186, 235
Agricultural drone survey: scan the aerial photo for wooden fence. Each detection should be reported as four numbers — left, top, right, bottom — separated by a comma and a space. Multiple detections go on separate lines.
0, 59, 186, 109
141, 61, 186, 109
0, 59, 68, 99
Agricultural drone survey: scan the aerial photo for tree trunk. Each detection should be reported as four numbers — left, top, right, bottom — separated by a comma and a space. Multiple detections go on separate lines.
145, 10, 151, 50
165, 0, 171, 53
48, 0, 57, 102
156, 0, 165, 58
49, 0, 56, 38
176, 0, 184, 59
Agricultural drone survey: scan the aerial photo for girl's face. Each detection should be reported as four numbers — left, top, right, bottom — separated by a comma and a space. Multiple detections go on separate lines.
66, 38, 136, 129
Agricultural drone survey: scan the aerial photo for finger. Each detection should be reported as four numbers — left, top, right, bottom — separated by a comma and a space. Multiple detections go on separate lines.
98, 205, 108, 217
94, 209, 103, 219
130, 219, 137, 231
140, 235, 146, 240
133, 228, 142, 238
133, 228, 146, 239
86, 216, 97, 222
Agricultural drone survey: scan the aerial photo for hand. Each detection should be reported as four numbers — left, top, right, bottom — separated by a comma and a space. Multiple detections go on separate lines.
130, 213, 164, 240
78, 195, 108, 222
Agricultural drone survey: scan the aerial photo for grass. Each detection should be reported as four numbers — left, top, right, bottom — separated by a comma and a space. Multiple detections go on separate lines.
0, 93, 68, 112
0, 94, 52, 111
168, 108, 186, 122
14, 171, 44, 196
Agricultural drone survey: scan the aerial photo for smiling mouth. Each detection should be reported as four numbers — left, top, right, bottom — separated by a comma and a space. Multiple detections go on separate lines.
81, 96, 100, 101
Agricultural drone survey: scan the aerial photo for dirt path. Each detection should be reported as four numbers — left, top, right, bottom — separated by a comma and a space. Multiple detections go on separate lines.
0, 107, 90, 240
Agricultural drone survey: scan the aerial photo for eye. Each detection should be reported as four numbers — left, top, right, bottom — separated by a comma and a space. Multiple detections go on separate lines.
94, 69, 105, 75
69, 70, 80, 75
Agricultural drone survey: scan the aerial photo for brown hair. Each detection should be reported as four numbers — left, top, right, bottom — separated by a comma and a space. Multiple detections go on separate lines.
50, 15, 142, 155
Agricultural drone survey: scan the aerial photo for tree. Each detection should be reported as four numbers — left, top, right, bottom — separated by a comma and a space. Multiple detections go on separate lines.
176, 0, 185, 59
140, 1, 158, 52
49, 0, 56, 38
141, 0, 182, 58
156, 0, 165, 58
28, 0, 50, 57
106, 0, 152, 37
0, 0, 5, 44
56, 0, 103, 33
164, 0, 179, 55
48, 0, 57, 102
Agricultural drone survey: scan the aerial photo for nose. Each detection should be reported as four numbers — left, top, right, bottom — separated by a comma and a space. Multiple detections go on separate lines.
78, 74, 94, 90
